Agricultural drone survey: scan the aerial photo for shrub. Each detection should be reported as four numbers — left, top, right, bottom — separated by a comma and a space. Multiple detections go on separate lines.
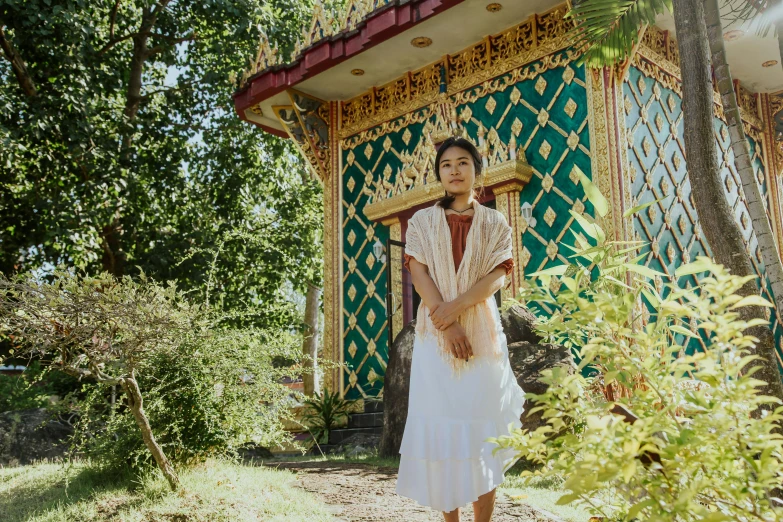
490, 173, 783, 521
300, 389, 360, 445
72, 326, 307, 471
0, 265, 321, 489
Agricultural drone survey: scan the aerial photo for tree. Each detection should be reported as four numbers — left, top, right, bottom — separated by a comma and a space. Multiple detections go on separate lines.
492, 177, 783, 521
568, 0, 783, 406
0, 0, 322, 333
703, 0, 783, 407
0, 267, 196, 490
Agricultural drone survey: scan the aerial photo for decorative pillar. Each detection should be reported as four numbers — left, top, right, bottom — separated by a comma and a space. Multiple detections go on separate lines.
585, 67, 632, 244
322, 100, 344, 397
493, 186, 523, 302
759, 93, 783, 256
382, 216, 405, 343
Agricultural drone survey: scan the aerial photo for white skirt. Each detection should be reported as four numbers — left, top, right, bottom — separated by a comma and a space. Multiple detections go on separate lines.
394, 321, 526, 513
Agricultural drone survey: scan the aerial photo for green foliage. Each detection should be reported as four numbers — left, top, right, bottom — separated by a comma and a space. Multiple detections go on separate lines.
567, 0, 673, 67
491, 177, 783, 521
300, 389, 360, 444
72, 326, 306, 470
0, 0, 322, 330
0, 362, 79, 413
0, 244, 321, 471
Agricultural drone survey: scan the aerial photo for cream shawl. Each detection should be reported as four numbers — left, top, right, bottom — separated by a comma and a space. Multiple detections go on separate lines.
404, 202, 513, 376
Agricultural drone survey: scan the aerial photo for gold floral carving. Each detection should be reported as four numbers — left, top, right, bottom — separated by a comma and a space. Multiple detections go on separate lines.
339, 4, 572, 139
585, 69, 621, 243
341, 50, 579, 150
387, 219, 404, 342
636, 25, 763, 130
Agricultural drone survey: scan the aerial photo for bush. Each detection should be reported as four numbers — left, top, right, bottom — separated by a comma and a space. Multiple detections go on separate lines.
0, 264, 327, 489
71, 325, 307, 471
0, 362, 80, 413
490, 175, 783, 521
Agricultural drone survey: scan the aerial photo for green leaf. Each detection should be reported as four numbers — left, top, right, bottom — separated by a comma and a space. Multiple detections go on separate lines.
528, 264, 568, 277
669, 324, 698, 338
575, 165, 609, 217
624, 263, 665, 278
623, 198, 661, 218
729, 295, 773, 309
675, 257, 713, 276
555, 493, 581, 505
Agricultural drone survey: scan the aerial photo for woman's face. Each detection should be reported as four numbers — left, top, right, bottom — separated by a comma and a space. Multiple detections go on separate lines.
438, 146, 476, 196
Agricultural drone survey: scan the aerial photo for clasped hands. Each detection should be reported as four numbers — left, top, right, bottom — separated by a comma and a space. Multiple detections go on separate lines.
428, 298, 473, 361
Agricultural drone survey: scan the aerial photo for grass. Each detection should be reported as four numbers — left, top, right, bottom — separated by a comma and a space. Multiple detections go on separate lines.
0, 458, 335, 522
501, 473, 592, 522
1, 451, 594, 522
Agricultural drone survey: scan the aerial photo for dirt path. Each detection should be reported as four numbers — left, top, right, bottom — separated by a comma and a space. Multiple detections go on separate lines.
266, 460, 561, 522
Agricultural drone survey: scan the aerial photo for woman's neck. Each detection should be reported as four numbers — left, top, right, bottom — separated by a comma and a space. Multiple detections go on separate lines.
450, 193, 475, 212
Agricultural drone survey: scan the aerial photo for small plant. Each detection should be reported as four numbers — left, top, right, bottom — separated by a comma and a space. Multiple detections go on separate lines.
489, 170, 783, 521
300, 389, 359, 445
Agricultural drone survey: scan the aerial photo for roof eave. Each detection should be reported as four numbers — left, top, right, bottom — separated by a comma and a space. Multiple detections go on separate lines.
233, 0, 466, 130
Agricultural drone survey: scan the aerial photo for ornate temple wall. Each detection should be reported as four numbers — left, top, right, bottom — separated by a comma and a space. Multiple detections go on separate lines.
620, 27, 783, 365
323, 9, 783, 402
337, 5, 600, 400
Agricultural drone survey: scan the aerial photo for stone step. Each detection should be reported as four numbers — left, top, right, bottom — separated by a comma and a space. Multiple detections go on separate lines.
347, 411, 384, 429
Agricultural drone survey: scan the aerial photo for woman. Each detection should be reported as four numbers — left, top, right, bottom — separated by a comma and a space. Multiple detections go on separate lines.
395, 136, 526, 522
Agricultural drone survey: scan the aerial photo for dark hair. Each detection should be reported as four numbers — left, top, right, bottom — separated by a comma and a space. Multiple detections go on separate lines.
434, 136, 484, 208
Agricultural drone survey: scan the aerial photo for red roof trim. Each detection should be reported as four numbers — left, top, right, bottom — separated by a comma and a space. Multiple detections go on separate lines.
233, 0, 467, 128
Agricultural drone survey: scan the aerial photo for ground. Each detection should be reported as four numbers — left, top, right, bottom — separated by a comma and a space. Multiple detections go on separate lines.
0, 456, 590, 521
266, 458, 572, 522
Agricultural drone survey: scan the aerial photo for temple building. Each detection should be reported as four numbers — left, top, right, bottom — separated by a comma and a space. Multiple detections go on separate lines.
233, 0, 783, 406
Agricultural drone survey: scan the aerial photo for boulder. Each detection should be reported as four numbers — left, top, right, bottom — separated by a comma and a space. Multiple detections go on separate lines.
0, 408, 73, 466
238, 443, 274, 461
378, 320, 416, 458
500, 305, 577, 431
500, 304, 542, 345
507, 341, 576, 432
335, 432, 380, 457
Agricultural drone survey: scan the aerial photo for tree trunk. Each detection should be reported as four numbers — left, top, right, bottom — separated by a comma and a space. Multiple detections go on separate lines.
299, 167, 322, 396
673, 0, 783, 407
121, 374, 180, 490
302, 282, 321, 396
703, 0, 783, 407
0, 23, 37, 97
104, 4, 168, 278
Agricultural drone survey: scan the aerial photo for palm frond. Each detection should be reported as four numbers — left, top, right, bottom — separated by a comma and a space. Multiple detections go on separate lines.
721, 0, 773, 38
567, 0, 673, 68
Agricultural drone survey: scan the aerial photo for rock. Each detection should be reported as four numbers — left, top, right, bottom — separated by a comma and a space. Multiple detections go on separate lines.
500, 304, 542, 345
238, 443, 274, 461
0, 408, 73, 466
336, 433, 380, 457
378, 320, 416, 458
507, 341, 576, 432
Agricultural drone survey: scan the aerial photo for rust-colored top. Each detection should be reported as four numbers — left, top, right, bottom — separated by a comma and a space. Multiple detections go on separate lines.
403, 213, 514, 276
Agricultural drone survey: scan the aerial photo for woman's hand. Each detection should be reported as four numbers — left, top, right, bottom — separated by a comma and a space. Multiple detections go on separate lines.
443, 322, 473, 361
429, 298, 464, 331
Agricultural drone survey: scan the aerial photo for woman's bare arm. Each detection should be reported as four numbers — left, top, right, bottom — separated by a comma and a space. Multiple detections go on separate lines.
455, 267, 506, 310
407, 257, 444, 310
429, 267, 506, 330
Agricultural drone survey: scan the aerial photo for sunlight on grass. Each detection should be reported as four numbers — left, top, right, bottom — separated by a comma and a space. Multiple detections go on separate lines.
500, 473, 592, 522
0, 459, 335, 522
